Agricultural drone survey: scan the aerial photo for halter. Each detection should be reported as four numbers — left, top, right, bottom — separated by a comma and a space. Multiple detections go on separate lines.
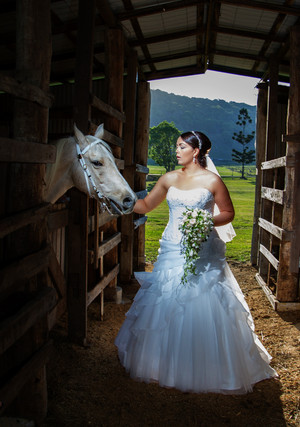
75, 137, 123, 216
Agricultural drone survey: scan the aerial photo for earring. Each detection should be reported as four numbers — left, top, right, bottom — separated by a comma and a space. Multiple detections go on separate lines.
193, 156, 196, 164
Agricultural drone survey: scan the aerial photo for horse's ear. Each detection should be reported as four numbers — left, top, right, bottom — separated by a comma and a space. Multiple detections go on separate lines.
74, 124, 88, 149
94, 123, 104, 139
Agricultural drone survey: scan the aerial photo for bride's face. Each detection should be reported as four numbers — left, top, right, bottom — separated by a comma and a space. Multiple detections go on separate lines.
176, 137, 196, 166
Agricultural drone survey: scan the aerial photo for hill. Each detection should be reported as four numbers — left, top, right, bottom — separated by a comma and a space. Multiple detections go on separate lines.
149, 89, 256, 165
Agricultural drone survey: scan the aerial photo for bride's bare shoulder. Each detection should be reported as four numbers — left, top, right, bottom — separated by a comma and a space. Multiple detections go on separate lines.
159, 169, 181, 186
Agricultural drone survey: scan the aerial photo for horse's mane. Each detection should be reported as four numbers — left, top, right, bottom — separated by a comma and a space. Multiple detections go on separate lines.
45, 136, 73, 191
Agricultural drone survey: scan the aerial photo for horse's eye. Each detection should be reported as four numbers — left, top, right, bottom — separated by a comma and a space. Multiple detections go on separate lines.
92, 161, 103, 167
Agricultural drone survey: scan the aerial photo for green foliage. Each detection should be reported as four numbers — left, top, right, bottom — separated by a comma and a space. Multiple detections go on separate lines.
232, 108, 255, 178
149, 121, 181, 172
145, 174, 255, 263
150, 90, 256, 165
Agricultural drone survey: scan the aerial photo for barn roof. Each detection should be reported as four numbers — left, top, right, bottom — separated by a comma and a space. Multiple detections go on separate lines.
1, 0, 299, 83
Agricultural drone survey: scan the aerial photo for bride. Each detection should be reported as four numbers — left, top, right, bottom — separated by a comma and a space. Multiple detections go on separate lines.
115, 131, 277, 394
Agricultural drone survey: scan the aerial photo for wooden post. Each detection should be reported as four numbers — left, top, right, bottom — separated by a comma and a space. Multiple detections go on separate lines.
251, 83, 268, 266
74, 0, 95, 133
67, 0, 95, 344
120, 51, 138, 282
104, 28, 124, 295
6, 0, 52, 422
67, 189, 89, 345
258, 60, 279, 283
276, 24, 300, 301
134, 81, 151, 270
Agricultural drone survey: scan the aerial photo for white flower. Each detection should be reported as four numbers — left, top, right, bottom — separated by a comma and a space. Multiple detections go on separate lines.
178, 207, 214, 286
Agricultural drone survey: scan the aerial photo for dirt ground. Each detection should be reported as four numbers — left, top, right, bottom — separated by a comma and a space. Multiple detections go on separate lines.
44, 262, 300, 427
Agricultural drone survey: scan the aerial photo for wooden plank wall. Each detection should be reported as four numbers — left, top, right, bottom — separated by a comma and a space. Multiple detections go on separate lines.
253, 25, 300, 311
0, 0, 151, 421
47, 3, 151, 345
0, 0, 55, 423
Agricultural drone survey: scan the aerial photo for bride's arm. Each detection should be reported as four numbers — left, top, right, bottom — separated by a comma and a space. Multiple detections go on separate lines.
212, 176, 235, 226
134, 175, 169, 214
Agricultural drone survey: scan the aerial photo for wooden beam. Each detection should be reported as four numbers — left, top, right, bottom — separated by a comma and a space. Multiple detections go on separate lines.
47, 208, 69, 231
219, 0, 300, 16
0, 340, 54, 415
95, 0, 117, 27
0, 246, 51, 298
48, 247, 66, 299
117, 0, 300, 20
129, 28, 204, 48
102, 129, 124, 148
87, 264, 119, 306
282, 133, 300, 142
8, 0, 52, 421
136, 189, 147, 199
251, 83, 267, 266
98, 211, 119, 227
256, 273, 300, 311
73, 0, 96, 133
120, 50, 137, 282
122, 0, 156, 73
91, 94, 126, 123
118, 0, 205, 20
67, 189, 89, 346
0, 203, 50, 238
261, 187, 284, 204
215, 25, 285, 43
261, 155, 295, 169
97, 232, 121, 258
133, 216, 148, 228
259, 243, 279, 271
258, 217, 292, 241
0, 287, 56, 355
0, 137, 56, 163
290, 151, 300, 273
277, 24, 300, 296
0, 73, 54, 107
251, 1, 293, 73
134, 81, 150, 270
47, 298, 67, 330
136, 164, 149, 174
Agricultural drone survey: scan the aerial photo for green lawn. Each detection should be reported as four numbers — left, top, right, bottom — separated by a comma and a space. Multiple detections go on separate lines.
145, 166, 256, 263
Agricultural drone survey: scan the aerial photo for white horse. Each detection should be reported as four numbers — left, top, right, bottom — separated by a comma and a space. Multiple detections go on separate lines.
44, 124, 137, 215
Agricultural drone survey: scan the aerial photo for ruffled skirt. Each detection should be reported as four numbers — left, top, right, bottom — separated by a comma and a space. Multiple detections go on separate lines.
115, 230, 277, 394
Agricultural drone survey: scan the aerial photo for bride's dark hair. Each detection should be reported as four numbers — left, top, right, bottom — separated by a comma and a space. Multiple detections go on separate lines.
180, 131, 212, 168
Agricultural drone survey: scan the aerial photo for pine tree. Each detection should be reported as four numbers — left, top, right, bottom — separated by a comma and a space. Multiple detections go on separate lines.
232, 108, 255, 179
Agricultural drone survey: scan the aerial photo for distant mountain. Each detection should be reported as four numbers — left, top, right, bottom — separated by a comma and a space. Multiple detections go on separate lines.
149, 89, 256, 165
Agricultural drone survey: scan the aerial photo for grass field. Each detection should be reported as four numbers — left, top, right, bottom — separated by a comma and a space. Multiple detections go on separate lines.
145, 165, 256, 263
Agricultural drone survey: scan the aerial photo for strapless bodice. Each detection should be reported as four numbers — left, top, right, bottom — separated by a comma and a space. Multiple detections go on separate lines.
161, 186, 215, 243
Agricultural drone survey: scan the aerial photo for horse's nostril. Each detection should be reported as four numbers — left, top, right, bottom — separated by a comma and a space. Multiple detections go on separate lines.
123, 196, 134, 208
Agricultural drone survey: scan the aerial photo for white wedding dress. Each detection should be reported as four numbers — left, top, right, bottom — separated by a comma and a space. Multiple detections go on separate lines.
115, 186, 277, 394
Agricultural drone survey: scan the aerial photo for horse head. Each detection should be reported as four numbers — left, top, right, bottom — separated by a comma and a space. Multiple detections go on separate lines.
44, 124, 137, 215
72, 124, 137, 215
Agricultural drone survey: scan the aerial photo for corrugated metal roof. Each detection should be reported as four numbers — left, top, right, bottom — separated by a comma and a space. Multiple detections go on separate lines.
0, 0, 299, 83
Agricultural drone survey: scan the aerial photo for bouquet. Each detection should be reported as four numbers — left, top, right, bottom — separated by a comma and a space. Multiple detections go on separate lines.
179, 207, 214, 285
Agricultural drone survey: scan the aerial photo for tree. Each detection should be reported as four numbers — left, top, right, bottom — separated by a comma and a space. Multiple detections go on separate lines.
232, 108, 255, 179
149, 121, 181, 172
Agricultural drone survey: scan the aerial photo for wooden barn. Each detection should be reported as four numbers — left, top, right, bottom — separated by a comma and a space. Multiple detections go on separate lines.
0, 0, 299, 424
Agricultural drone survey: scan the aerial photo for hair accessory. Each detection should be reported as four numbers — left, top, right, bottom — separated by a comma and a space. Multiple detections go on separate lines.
191, 131, 202, 149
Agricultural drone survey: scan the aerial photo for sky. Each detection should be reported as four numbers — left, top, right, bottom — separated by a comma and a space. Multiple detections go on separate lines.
150, 70, 261, 106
